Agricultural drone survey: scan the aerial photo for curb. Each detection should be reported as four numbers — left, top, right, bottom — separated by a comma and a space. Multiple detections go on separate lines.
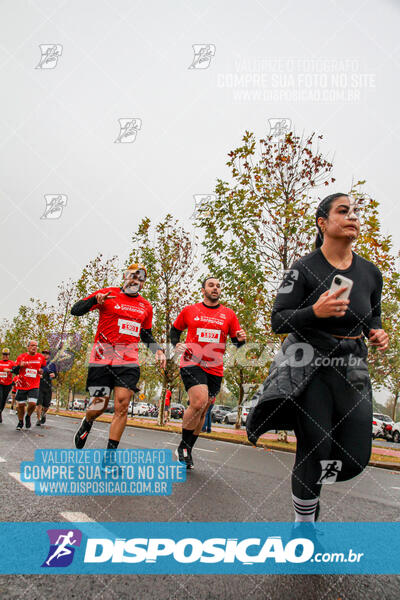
48, 409, 400, 472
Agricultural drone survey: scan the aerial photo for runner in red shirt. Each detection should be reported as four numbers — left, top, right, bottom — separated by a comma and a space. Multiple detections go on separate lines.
0, 348, 15, 423
13, 341, 46, 430
10, 376, 19, 412
171, 277, 246, 468
71, 264, 166, 455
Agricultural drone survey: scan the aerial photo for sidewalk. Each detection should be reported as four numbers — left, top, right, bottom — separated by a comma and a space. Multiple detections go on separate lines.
47, 408, 400, 472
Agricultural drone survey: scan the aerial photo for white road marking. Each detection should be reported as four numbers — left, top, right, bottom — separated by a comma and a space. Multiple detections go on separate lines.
60, 512, 95, 522
0, 457, 6, 462
165, 442, 216, 453
9, 472, 35, 491
391, 487, 400, 490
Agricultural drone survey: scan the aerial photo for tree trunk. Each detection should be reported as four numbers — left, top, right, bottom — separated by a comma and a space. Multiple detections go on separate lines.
235, 368, 244, 429
392, 391, 399, 421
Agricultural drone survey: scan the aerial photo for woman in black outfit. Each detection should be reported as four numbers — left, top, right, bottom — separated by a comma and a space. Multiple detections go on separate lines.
247, 193, 388, 523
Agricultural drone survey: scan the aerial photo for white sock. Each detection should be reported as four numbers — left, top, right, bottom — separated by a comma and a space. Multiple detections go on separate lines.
292, 494, 319, 523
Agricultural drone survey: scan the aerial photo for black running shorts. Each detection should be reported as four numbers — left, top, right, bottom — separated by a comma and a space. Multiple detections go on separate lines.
37, 387, 52, 408
180, 366, 222, 398
86, 364, 140, 396
15, 388, 40, 403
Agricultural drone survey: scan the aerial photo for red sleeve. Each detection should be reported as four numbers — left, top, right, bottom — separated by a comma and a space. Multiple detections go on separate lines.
142, 303, 153, 329
15, 355, 22, 366
173, 307, 188, 331
228, 311, 241, 338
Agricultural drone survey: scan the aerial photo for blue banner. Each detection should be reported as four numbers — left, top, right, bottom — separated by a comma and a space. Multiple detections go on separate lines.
0, 522, 399, 574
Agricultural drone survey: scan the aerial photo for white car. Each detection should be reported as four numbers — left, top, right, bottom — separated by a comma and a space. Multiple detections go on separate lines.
372, 413, 394, 440
223, 406, 249, 426
132, 402, 149, 416
72, 399, 85, 410
372, 416, 384, 439
390, 422, 400, 444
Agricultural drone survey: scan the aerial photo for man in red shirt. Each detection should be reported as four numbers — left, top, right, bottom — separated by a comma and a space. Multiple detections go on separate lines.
71, 264, 166, 452
0, 348, 15, 423
13, 341, 47, 430
171, 277, 246, 468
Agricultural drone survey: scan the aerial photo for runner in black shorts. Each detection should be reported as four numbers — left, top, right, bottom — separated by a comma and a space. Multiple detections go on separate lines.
171, 277, 246, 469
0, 348, 14, 423
70, 264, 166, 452
36, 349, 57, 426
13, 341, 46, 430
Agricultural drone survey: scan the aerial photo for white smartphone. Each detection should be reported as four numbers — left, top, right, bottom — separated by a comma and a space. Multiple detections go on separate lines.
329, 274, 353, 300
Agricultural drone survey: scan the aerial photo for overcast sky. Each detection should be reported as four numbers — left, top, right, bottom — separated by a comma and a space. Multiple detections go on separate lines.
0, 0, 399, 403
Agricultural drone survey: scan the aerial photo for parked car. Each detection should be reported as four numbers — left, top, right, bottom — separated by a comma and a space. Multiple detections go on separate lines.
132, 402, 149, 416
224, 409, 238, 425
72, 399, 85, 410
223, 406, 249, 426
211, 405, 231, 423
147, 404, 159, 418
372, 413, 394, 440
241, 406, 250, 425
170, 403, 185, 419
390, 421, 400, 443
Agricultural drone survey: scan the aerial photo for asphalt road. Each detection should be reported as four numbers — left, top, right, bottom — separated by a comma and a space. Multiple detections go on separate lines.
0, 411, 399, 599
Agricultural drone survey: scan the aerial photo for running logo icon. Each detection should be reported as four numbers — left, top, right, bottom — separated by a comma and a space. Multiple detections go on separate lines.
188, 44, 216, 70
36, 44, 63, 69
191, 194, 215, 219
278, 269, 299, 294
268, 118, 292, 141
42, 529, 82, 567
41, 195, 67, 220
114, 118, 142, 143
318, 460, 342, 484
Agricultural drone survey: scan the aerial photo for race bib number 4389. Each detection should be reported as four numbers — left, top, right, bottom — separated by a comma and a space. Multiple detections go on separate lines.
196, 328, 221, 343
118, 319, 141, 337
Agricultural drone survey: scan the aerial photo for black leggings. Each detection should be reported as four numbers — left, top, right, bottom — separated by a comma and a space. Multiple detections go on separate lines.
0, 384, 12, 412
292, 365, 372, 500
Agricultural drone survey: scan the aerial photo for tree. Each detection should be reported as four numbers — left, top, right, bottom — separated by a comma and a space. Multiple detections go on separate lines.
126, 215, 199, 425
197, 130, 335, 428
350, 182, 400, 415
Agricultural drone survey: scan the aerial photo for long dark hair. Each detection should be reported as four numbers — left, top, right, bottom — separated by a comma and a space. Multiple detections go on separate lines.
315, 193, 348, 249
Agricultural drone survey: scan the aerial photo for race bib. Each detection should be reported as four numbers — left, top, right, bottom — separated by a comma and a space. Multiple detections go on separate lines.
196, 328, 221, 343
0, 372, 7, 378
25, 368, 37, 378
118, 319, 141, 337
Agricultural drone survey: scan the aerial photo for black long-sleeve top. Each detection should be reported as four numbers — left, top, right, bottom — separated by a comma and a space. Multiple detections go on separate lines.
271, 249, 383, 338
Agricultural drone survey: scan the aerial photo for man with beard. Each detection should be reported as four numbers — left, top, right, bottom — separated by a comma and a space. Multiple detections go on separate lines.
171, 277, 246, 469
71, 264, 166, 452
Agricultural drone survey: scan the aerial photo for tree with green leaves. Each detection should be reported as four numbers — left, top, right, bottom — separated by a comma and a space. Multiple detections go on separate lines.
126, 214, 199, 425
350, 183, 400, 417
197, 130, 335, 428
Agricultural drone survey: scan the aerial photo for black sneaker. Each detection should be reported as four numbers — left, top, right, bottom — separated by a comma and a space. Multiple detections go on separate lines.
35, 421, 41, 427
74, 418, 92, 449
16, 421, 23, 431
0, 412, 2, 423
175, 445, 193, 470
186, 447, 194, 470
25, 415, 31, 429
40, 415, 46, 424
